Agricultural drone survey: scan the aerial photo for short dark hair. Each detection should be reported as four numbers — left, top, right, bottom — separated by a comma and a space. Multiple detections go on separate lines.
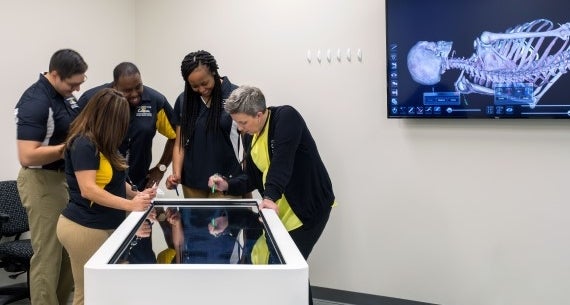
113, 62, 140, 84
48, 49, 88, 80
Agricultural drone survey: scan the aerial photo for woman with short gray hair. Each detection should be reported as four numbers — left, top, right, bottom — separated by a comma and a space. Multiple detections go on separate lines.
210, 85, 336, 305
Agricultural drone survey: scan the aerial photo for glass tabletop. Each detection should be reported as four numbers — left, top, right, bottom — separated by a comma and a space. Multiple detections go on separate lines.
110, 200, 284, 265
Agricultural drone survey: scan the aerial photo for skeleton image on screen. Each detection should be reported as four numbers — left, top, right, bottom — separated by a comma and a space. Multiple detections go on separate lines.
407, 19, 570, 108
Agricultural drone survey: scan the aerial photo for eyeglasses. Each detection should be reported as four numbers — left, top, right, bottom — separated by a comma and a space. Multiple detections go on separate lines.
63, 74, 87, 89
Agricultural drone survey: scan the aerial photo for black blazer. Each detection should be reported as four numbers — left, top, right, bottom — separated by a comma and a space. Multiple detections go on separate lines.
227, 105, 334, 228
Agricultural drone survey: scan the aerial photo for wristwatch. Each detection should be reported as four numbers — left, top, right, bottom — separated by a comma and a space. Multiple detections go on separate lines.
158, 164, 167, 173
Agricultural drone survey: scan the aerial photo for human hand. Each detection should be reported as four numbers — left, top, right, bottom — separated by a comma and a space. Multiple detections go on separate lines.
135, 219, 153, 238
259, 198, 279, 215
131, 192, 152, 211
145, 166, 165, 189
208, 174, 228, 192
148, 207, 158, 222
140, 183, 158, 200
208, 214, 229, 237
165, 208, 181, 226
155, 207, 167, 222
165, 174, 180, 190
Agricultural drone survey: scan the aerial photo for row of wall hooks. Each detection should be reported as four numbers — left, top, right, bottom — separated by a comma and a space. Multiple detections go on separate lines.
307, 48, 362, 63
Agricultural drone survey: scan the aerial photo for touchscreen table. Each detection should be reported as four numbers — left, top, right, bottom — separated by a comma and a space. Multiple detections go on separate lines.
85, 199, 308, 305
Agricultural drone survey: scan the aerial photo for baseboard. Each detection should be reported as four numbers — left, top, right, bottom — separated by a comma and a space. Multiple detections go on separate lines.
311, 286, 439, 305
0, 282, 29, 304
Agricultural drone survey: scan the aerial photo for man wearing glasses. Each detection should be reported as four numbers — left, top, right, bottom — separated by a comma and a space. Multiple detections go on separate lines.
15, 48, 88, 305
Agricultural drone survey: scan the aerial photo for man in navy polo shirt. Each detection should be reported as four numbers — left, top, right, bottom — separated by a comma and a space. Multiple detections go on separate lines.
78, 62, 176, 192
15, 49, 88, 305
78, 62, 176, 263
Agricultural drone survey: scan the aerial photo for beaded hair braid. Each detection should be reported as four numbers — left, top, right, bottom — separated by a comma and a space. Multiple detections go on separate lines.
179, 50, 223, 150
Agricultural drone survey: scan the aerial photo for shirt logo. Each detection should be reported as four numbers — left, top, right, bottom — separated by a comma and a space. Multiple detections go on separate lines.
67, 96, 79, 109
136, 105, 152, 117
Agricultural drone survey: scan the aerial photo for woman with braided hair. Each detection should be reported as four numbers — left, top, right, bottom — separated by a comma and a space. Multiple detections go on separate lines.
164, 51, 245, 264
166, 50, 242, 198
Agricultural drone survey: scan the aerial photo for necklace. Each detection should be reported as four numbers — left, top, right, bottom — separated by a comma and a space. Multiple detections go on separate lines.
201, 96, 212, 107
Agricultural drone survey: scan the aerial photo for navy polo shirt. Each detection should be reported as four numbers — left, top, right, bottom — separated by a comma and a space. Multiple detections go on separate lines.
78, 83, 176, 189
15, 74, 80, 170
62, 135, 127, 229
172, 76, 241, 189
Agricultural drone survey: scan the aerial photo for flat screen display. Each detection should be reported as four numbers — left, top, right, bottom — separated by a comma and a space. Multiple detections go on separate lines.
386, 0, 570, 118
110, 201, 284, 265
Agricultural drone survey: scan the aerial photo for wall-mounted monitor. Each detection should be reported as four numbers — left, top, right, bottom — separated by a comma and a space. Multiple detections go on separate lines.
386, 0, 570, 118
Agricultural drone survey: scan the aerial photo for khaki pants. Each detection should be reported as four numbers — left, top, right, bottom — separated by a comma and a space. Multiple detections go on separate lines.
56, 216, 114, 305
17, 167, 74, 305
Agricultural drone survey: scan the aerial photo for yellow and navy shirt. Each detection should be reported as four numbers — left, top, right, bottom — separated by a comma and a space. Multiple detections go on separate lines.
78, 84, 176, 189
62, 135, 127, 229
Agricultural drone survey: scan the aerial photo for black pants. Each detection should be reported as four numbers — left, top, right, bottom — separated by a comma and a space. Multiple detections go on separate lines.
288, 208, 331, 305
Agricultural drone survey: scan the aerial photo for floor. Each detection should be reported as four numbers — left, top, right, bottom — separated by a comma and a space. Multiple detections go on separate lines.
0, 282, 340, 305
1, 290, 73, 305
0, 272, 73, 305
314, 301, 354, 305
0, 272, 363, 305
2, 297, 341, 305
4, 297, 73, 305
2, 291, 337, 305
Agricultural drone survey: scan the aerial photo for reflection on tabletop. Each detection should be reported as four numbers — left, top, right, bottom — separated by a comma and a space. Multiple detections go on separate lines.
115, 204, 284, 265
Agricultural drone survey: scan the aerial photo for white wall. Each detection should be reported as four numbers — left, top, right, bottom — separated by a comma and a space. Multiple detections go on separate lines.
0, 0, 136, 177
135, 1, 570, 305
2, 1, 570, 305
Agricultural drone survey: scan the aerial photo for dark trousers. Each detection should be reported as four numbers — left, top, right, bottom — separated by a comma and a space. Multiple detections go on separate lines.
288, 208, 331, 305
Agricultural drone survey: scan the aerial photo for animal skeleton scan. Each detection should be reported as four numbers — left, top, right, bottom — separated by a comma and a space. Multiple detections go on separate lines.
407, 19, 570, 109
386, 0, 570, 118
